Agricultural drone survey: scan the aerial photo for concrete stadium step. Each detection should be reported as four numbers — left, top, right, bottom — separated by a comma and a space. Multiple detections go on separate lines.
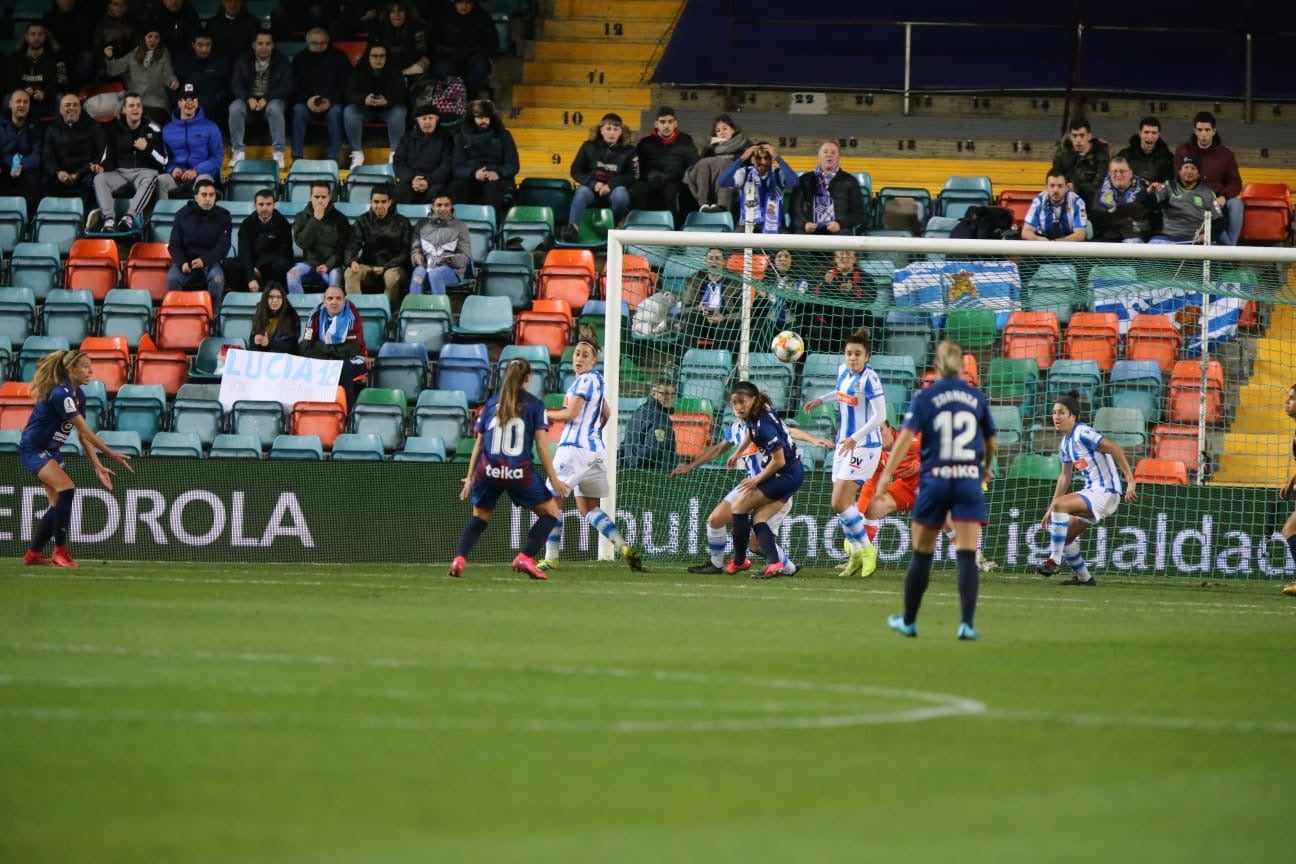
512, 84, 652, 110
1214, 305, 1296, 485
542, 17, 672, 41
1213, 432, 1290, 486
533, 41, 658, 63
552, 0, 683, 18
523, 60, 650, 86
512, 127, 593, 149
508, 106, 650, 130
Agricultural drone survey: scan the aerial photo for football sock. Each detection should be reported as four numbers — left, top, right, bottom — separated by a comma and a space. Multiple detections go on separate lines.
903, 550, 935, 626
455, 516, 489, 559
545, 523, 563, 561
731, 514, 751, 563
52, 489, 73, 546
1049, 512, 1071, 560
862, 518, 879, 542
1063, 541, 1091, 581
839, 505, 869, 550
586, 508, 625, 547
956, 549, 978, 627
524, 515, 557, 559
1286, 534, 1296, 568
775, 542, 790, 567
752, 521, 780, 567
31, 504, 57, 554
706, 525, 727, 567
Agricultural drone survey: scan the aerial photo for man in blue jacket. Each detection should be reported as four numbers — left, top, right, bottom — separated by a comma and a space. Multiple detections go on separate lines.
166, 176, 232, 304
158, 83, 224, 199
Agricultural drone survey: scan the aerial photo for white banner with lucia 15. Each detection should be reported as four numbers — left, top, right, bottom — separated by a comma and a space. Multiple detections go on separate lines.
217, 349, 342, 412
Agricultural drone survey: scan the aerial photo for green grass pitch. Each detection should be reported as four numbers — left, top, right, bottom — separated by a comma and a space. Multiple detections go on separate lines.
2, 559, 1293, 863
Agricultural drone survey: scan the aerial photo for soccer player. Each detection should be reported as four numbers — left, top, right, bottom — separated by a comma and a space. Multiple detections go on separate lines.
802, 327, 886, 578
18, 350, 134, 567
723, 381, 806, 579
1278, 385, 1296, 596
673, 404, 832, 575
1036, 390, 1138, 585
538, 330, 644, 573
449, 358, 570, 579
877, 341, 996, 640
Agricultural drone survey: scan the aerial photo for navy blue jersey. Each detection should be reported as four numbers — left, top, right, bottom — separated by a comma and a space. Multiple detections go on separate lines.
747, 411, 802, 476
903, 377, 996, 473
473, 392, 549, 484
20, 384, 83, 455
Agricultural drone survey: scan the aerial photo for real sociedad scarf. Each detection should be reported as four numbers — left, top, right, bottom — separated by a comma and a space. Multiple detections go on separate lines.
740, 165, 784, 233
812, 166, 837, 225
319, 302, 355, 345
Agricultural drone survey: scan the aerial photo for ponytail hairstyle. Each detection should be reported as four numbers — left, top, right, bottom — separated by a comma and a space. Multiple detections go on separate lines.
730, 379, 774, 421
1056, 389, 1083, 422
496, 358, 531, 425
933, 339, 964, 378
29, 350, 84, 402
575, 323, 601, 355
844, 326, 871, 356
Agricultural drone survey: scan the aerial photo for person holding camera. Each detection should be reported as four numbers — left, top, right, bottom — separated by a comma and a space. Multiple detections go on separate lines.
718, 141, 796, 234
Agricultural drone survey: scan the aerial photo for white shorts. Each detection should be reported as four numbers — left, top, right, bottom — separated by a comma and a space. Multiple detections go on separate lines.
1079, 488, 1121, 523
549, 446, 609, 499
832, 444, 881, 485
724, 486, 794, 529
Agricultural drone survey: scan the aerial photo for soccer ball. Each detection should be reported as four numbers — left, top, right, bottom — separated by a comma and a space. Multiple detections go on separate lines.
771, 330, 805, 363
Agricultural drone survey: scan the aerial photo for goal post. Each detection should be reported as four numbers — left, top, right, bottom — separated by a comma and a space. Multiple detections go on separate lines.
600, 229, 1296, 578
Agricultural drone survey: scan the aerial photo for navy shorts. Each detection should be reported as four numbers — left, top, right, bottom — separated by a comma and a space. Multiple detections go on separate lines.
19, 447, 61, 475
471, 475, 553, 511
911, 476, 987, 527
758, 465, 804, 503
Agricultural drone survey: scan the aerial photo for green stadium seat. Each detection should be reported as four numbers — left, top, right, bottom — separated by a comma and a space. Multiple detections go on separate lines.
1007, 453, 1062, 481
397, 294, 453, 354
351, 387, 408, 451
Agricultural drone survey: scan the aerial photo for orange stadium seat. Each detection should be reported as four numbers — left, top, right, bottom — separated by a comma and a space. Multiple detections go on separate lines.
515, 298, 573, 358
1238, 182, 1292, 244
63, 238, 120, 301
670, 409, 715, 460
1125, 313, 1181, 373
0, 380, 34, 431
124, 242, 173, 303
1151, 423, 1201, 471
997, 190, 1037, 228
290, 388, 349, 449
1134, 457, 1188, 486
537, 248, 596, 312
726, 253, 768, 281
79, 335, 131, 394
134, 348, 189, 396
1063, 311, 1120, 371
155, 291, 213, 351
1003, 311, 1060, 370
1167, 360, 1225, 425
601, 254, 655, 310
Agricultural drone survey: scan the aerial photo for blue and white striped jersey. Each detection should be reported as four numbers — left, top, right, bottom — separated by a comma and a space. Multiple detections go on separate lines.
558, 369, 606, 452
1059, 422, 1122, 494
832, 363, 884, 448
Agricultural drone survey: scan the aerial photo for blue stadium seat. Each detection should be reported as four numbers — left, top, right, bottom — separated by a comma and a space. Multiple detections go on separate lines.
32, 198, 84, 255
269, 433, 325, 460
218, 293, 262, 344
148, 198, 186, 244
453, 294, 514, 339
40, 289, 96, 347
350, 387, 407, 451
435, 343, 491, 403
225, 160, 280, 201
190, 336, 246, 384
9, 242, 62, 302
209, 433, 263, 459
0, 335, 10, 383
372, 341, 429, 403
112, 383, 168, 444
394, 435, 447, 462
1109, 360, 1163, 423
18, 335, 70, 380
231, 400, 286, 449
149, 431, 205, 458
683, 210, 735, 232
989, 405, 1025, 449
1027, 263, 1079, 325
0, 427, 20, 452
799, 353, 841, 402
349, 294, 391, 350
678, 348, 733, 407
0, 286, 37, 346
745, 353, 795, 410
497, 344, 550, 399
343, 164, 395, 203
883, 310, 935, 364
97, 430, 144, 457
330, 432, 386, 461
100, 288, 154, 348
285, 159, 340, 202
80, 379, 107, 432
479, 254, 534, 310
171, 383, 225, 446
1046, 359, 1104, 411
0, 195, 27, 255
413, 389, 470, 450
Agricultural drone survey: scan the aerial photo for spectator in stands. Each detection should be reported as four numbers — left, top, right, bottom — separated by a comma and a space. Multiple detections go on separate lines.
329, 0, 382, 43
268, 0, 332, 42
1091, 156, 1152, 243
792, 141, 866, 235
8, 22, 67, 120
449, 99, 518, 224
685, 113, 751, 215
804, 249, 874, 354
172, 31, 230, 129
679, 247, 743, 350
393, 103, 452, 205
343, 182, 414, 307
761, 248, 808, 332
618, 378, 677, 471
88, 92, 166, 233
1021, 170, 1088, 242
718, 141, 796, 234
149, 0, 203, 58
0, 90, 44, 214
206, 0, 261, 64
166, 175, 231, 302
91, 0, 139, 83
1051, 118, 1110, 209
372, 0, 430, 78
288, 181, 350, 294
248, 282, 300, 353
409, 192, 471, 295
103, 27, 181, 127
630, 106, 698, 228
228, 189, 293, 292
429, 0, 498, 98
157, 83, 223, 199
42, 0, 94, 90
290, 27, 351, 164
301, 284, 369, 409
408, 67, 467, 127
1174, 111, 1243, 247
343, 41, 407, 169
563, 111, 635, 240
1146, 154, 1222, 244
1117, 115, 1173, 185
43, 94, 106, 212
229, 29, 293, 169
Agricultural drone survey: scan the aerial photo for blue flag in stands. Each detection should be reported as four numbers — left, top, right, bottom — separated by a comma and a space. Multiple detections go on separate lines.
1093, 278, 1247, 355
892, 260, 1022, 327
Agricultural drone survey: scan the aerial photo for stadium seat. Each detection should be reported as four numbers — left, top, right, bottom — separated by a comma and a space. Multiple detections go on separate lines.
394, 435, 447, 462
0, 427, 19, 451
555, 207, 614, 249
209, 433, 263, 458
100, 288, 153, 348
331, 432, 386, 461
435, 343, 491, 403
219, 293, 263, 344
1238, 182, 1292, 244
1093, 405, 1147, 453
171, 383, 225, 446
1125, 313, 1182, 373
602, 254, 655, 310
1064, 311, 1121, 371
1045, 359, 1104, 412
514, 298, 573, 358
1151, 423, 1202, 472
877, 187, 933, 227
18, 335, 70, 380
683, 210, 735, 232
1134, 457, 1189, 486
537, 248, 596, 312
372, 341, 430, 403
516, 178, 574, 223
0, 335, 9, 382
799, 352, 841, 402
351, 387, 407, 451
479, 253, 534, 310
870, 354, 918, 391
1086, 265, 1138, 314
32, 198, 84, 255
156, 291, 214, 351
98, 429, 143, 457
38, 289, 95, 347
284, 159, 340, 202
225, 159, 280, 201
149, 430, 204, 458
1007, 453, 1062, 481
1004, 310, 1060, 370
80, 379, 107, 431
500, 205, 554, 252
1109, 360, 1164, 423
289, 388, 349, 448
623, 209, 674, 230
412, 389, 469, 448
725, 252, 768, 281
454, 294, 515, 341
0, 286, 37, 346
112, 383, 168, 444
678, 348, 733, 407
670, 398, 716, 460
989, 404, 1025, 450
0, 195, 27, 256
269, 433, 325, 460
63, 238, 121, 302
746, 353, 795, 410
348, 294, 391, 351
343, 164, 395, 204
937, 176, 993, 220
122, 242, 174, 303
944, 308, 998, 350
1168, 359, 1225, 425
1025, 263, 1078, 325
924, 215, 960, 239
9, 242, 62, 302
0, 381, 34, 430
79, 336, 132, 394
232, 400, 286, 449
498, 344, 551, 399
882, 382, 910, 417
147, 199, 186, 245
189, 336, 245, 384
984, 357, 1040, 420
997, 190, 1037, 228
397, 294, 453, 354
